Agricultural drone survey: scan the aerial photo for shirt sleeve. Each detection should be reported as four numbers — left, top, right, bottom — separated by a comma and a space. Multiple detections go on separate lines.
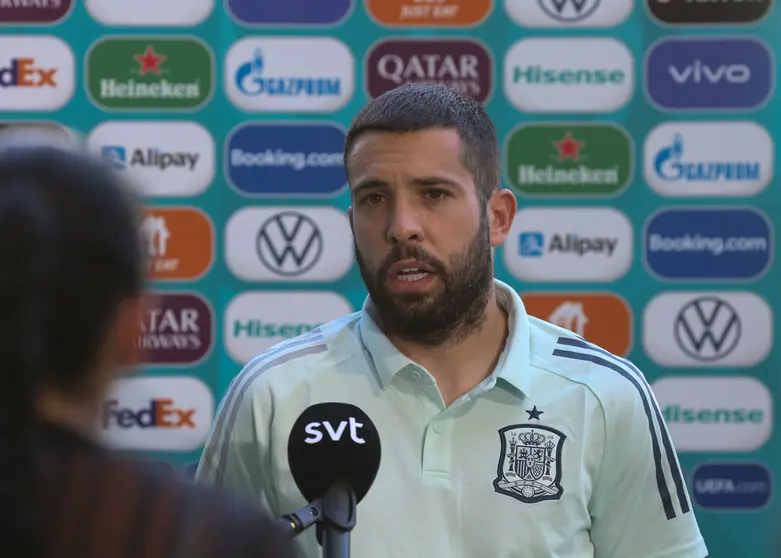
589, 363, 709, 558
194, 372, 280, 519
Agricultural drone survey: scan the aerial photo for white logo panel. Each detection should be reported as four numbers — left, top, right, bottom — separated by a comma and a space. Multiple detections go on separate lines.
0, 36, 75, 111
85, 0, 214, 26
86, 121, 215, 197
643, 291, 772, 367
225, 37, 355, 113
504, 0, 632, 28
503, 38, 633, 113
652, 376, 772, 453
225, 206, 353, 282
504, 207, 633, 282
224, 291, 353, 364
0, 121, 78, 150
100, 376, 214, 451
644, 122, 773, 197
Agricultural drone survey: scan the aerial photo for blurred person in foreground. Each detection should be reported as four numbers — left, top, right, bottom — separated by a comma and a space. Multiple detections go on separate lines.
0, 145, 296, 558
196, 84, 708, 558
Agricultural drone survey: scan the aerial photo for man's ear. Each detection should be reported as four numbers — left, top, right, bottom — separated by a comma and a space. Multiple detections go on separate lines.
487, 188, 517, 248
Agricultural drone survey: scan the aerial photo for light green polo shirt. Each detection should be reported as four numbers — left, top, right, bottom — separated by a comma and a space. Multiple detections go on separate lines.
195, 280, 708, 558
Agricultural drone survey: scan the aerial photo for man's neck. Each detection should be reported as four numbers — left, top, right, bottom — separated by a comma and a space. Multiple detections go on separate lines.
387, 293, 509, 407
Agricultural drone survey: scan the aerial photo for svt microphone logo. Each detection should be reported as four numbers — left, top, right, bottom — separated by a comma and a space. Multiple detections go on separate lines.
304, 418, 366, 445
645, 38, 773, 111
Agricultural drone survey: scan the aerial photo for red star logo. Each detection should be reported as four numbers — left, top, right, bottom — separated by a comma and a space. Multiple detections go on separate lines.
553, 132, 584, 162
134, 45, 166, 76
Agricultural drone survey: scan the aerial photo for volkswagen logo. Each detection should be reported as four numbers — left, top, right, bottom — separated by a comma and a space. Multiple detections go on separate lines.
256, 212, 323, 276
538, 0, 601, 21
674, 296, 741, 362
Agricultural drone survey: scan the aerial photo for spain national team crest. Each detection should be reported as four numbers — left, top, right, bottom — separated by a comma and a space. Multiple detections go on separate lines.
493, 424, 566, 504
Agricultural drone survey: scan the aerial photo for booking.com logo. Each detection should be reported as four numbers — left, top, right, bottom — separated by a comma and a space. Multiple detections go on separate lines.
644, 207, 772, 280
226, 122, 347, 196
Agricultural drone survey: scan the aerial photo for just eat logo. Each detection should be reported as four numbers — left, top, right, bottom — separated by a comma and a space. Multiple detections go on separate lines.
0, 57, 57, 88
103, 398, 196, 429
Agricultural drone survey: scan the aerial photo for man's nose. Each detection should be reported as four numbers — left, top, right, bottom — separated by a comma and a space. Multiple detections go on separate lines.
387, 201, 424, 244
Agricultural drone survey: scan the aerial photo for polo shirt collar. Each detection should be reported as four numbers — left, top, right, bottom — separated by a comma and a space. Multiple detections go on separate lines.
358, 279, 532, 398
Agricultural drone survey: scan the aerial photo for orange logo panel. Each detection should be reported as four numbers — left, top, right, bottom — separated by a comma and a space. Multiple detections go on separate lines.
522, 293, 632, 356
365, 0, 492, 26
141, 207, 214, 281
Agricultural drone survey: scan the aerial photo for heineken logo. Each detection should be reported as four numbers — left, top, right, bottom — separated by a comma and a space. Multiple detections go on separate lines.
86, 37, 214, 111
504, 123, 633, 196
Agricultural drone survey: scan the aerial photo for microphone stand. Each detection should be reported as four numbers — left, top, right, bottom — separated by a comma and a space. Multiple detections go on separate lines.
277, 481, 357, 558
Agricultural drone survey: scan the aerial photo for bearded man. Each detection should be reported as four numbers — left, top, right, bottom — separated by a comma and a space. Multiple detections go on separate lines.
195, 84, 707, 558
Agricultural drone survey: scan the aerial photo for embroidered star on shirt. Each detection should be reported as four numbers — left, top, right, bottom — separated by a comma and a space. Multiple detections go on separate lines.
525, 406, 544, 420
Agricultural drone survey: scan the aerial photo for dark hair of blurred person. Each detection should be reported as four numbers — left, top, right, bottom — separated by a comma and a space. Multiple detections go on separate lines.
0, 145, 296, 558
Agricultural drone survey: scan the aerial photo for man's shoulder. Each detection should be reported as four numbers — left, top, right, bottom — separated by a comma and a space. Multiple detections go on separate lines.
233, 311, 365, 398
527, 316, 649, 415
99, 455, 296, 557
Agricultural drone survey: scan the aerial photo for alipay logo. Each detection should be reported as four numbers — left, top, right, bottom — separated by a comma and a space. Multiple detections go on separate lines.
101, 376, 214, 452
224, 206, 353, 282
643, 122, 772, 197
691, 462, 771, 511
225, 123, 347, 197
503, 38, 634, 113
224, 291, 353, 364
645, 38, 773, 111
505, 0, 632, 27
644, 207, 772, 281
652, 376, 772, 452
504, 207, 633, 282
225, 37, 354, 112
519, 232, 545, 256
86, 121, 215, 197
643, 291, 772, 368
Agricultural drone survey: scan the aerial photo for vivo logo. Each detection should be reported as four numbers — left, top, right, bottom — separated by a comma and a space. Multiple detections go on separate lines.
303, 418, 366, 444
646, 38, 772, 110
669, 61, 750, 84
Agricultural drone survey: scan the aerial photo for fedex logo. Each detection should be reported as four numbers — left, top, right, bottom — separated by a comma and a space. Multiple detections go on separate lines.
0, 36, 74, 111
103, 398, 196, 429
100, 376, 213, 452
0, 58, 57, 88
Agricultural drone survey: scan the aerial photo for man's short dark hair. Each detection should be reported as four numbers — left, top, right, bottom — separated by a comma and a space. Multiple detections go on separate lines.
344, 83, 500, 205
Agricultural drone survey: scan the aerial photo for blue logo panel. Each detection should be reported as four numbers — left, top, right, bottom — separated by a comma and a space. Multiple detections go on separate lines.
227, 0, 352, 25
645, 38, 773, 110
692, 463, 772, 510
644, 207, 772, 280
226, 123, 347, 197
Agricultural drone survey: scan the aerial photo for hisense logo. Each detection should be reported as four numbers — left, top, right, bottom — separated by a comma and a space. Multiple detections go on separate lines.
503, 38, 634, 113
512, 65, 626, 84
663, 405, 764, 424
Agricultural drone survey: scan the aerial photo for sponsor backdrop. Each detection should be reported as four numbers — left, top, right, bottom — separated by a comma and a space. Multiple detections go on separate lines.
1, 0, 778, 555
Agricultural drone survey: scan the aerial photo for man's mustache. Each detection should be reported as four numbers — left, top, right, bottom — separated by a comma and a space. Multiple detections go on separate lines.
378, 244, 447, 278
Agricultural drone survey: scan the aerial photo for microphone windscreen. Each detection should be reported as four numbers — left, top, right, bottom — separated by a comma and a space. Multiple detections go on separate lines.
287, 402, 381, 504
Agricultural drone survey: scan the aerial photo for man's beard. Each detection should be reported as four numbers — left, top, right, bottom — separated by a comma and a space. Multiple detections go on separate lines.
354, 215, 494, 347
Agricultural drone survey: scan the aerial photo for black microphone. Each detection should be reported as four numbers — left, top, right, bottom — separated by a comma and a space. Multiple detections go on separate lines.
276, 402, 381, 558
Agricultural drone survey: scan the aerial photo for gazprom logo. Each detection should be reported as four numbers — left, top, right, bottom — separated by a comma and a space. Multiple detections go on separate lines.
225, 38, 355, 113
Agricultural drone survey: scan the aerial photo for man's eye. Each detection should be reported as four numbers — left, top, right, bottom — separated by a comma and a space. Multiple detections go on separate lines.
364, 193, 384, 205
426, 190, 446, 199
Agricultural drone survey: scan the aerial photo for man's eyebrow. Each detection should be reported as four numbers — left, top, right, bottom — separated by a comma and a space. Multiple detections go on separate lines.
352, 179, 387, 195
409, 177, 463, 189
352, 176, 464, 195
